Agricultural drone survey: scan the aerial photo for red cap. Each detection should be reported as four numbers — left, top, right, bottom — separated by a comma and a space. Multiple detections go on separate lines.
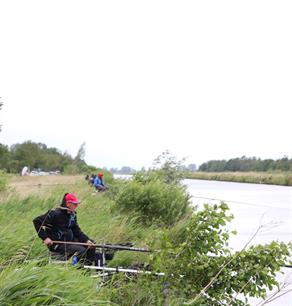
98, 172, 103, 177
65, 193, 81, 204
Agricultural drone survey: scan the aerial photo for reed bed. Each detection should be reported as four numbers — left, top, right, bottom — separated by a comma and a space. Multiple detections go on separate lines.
185, 171, 292, 186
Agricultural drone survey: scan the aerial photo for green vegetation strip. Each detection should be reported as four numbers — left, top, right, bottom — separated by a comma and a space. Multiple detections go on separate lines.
185, 171, 292, 186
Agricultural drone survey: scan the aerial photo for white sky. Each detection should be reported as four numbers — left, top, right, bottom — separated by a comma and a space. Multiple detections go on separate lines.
0, 1, 291, 169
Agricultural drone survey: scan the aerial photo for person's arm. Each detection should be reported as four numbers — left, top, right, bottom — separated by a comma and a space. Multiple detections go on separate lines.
71, 216, 90, 243
33, 210, 55, 245
93, 178, 98, 186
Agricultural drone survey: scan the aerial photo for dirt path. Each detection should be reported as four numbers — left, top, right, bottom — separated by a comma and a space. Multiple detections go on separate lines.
6, 175, 84, 198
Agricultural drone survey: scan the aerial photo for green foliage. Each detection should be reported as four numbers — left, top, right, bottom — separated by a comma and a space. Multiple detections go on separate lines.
115, 179, 191, 226
0, 144, 12, 172
186, 171, 292, 186
0, 263, 109, 305
1, 172, 291, 305
0, 195, 60, 263
0, 140, 98, 174
151, 203, 291, 305
0, 169, 8, 192
101, 274, 165, 306
151, 150, 186, 184
199, 156, 292, 172
114, 152, 192, 226
63, 164, 81, 174
8, 141, 74, 173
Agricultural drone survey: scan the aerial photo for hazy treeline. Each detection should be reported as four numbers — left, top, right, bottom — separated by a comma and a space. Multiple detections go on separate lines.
199, 156, 292, 172
0, 141, 96, 174
110, 163, 197, 174
109, 166, 136, 174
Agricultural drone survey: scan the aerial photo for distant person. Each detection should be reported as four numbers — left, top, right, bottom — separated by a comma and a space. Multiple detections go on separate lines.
89, 174, 96, 186
33, 193, 105, 266
93, 172, 108, 192
85, 174, 90, 183
21, 166, 29, 176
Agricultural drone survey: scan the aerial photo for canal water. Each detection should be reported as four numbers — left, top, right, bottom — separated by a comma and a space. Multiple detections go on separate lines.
184, 179, 292, 306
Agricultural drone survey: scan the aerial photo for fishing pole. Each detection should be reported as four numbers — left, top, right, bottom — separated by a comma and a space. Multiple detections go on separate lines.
83, 265, 165, 276
51, 240, 151, 252
51, 241, 292, 268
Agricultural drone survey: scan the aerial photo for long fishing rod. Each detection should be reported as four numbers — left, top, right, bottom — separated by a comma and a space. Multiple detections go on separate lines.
83, 265, 165, 276
51, 241, 292, 269
51, 240, 151, 252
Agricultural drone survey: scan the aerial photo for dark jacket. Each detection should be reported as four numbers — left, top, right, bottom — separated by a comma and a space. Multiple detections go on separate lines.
33, 207, 89, 246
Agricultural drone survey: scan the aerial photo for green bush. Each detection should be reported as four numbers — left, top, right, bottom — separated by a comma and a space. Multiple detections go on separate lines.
115, 179, 191, 226
0, 170, 8, 192
101, 274, 165, 306
151, 203, 292, 305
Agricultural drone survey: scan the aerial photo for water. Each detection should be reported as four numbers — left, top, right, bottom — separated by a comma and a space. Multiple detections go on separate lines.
184, 179, 292, 306
114, 174, 292, 304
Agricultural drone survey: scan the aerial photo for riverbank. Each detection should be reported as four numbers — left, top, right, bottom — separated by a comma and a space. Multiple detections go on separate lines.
184, 171, 292, 186
1, 174, 290, 305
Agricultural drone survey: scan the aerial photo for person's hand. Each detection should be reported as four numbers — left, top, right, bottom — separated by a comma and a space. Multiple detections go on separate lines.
43, 238, 53, 246
86, 240, 95, 248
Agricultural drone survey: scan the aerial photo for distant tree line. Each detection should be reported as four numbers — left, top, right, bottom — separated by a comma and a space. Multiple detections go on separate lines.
109, 166, 136, 174
110, 163, 197, 175
199, 156, 292, 172
0, 141, 97, 174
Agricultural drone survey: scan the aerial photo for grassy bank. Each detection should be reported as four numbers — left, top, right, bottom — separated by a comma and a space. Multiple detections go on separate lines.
0, 174, 291, 305
0, 176, 168, 305
185, 171, 292, 186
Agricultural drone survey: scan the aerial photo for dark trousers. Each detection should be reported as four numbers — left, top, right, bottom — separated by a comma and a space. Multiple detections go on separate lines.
95, 185, 107, 192
50, 244, 103, 266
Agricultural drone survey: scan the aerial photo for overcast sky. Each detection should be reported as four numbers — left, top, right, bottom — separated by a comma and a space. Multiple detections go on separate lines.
0, 1, 291, 169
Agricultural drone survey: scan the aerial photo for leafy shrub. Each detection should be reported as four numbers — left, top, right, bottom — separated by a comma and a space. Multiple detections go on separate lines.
131, 151, 186, 186
115, 179, 191, 226
63, 164, 80, 174
0, 170, 8, 192
151, 203, 292, 305
101, 274, 165, 306
114, 152, 192, 226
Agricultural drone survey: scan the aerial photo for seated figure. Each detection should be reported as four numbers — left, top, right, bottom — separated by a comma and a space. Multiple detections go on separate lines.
33, 193, 104, 266
93, 172, 108, 192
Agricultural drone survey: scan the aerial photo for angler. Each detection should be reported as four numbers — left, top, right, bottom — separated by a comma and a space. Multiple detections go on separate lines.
33, 193, 109, 266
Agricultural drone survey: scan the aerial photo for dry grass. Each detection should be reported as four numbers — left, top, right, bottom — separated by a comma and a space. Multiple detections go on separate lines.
4, 175, 84, 199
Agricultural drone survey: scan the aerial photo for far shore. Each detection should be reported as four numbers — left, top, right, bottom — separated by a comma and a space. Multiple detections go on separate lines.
184, 171, 292, 186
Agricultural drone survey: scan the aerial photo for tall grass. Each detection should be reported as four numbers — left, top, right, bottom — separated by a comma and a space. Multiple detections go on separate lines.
0, 170, 8, 192
0, 263, 111, 305
185, 171, 292, 186
0, 179, 164, 304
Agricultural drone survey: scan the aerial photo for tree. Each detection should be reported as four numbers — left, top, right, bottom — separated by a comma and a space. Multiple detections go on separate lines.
0, 144, 12, 172
198, 157, 292, 172
74, 142, 86, 163
187, 163, 197, 172
152, 150, 186, 184
152, 203, 292, 305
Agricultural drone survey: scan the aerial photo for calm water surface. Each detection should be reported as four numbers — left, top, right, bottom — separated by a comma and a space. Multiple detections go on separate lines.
184, 179, 292, 306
